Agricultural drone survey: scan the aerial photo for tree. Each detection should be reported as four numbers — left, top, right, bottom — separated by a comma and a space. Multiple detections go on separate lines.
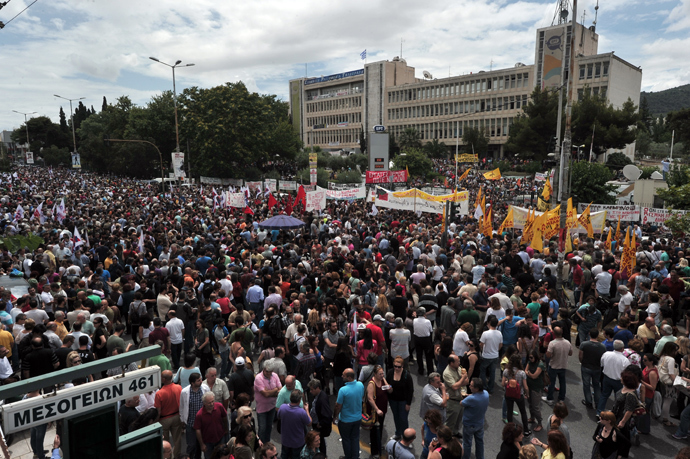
658, 185, 690, 210
423, 139, 448, 158
462, 127, 489, 158
389, 133, 400, 158
59, 107, 68, 133
336, 170, 363, 184
296, 167, 329, 188
11, 116, 70, 153
570, 161, 617, 205
571, 93, 639, 159
667, 108, 690, 155
664, 212, 690, 237
102, 96, 108, 112
503, 86, 560, 161
606, 152, 632, 168
392, 148, 433, 178
635, 130, 651, 158
399, 127, 422, 152
179, 82, 301, 178
639, 166, 659, 179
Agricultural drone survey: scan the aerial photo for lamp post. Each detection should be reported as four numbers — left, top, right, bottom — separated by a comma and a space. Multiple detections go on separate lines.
12, 110, 36, 160
575, 144, 586, 161
53, 94, 85, 154
148, 57, 194, 154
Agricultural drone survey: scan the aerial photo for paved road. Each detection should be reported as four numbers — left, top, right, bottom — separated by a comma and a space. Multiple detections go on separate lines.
268, 350, 682, 459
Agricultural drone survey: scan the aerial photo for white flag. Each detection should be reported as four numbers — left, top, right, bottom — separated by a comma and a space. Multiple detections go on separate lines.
138, 231, 145, 253
473, 203, 484, 220
73, 226, 84, 249
13, 204, 24, 222
32, 202, 45, 224
370, 204, 378, 216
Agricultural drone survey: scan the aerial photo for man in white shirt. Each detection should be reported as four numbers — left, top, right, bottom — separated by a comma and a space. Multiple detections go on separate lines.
413, 307, 435, 376
595, 270, 612, 298
452, 327, 470, 359
166, 310, 185, 371
479, 315, 502, 395
615, 285, 634, 319
471, 260, 486, 285
488, 286, 512, 310
597, 340, 629, 415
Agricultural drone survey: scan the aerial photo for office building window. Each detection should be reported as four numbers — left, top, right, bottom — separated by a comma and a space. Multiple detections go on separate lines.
511, 75, 516, 88
595, 63, 601, 78
492, 97, 497, 111
587, 64, 593, 79
509, 96, 515, 110
601, 87, 607, 99
499, 78, 504, 90
603, 62, 609, 76
579, 65, 585, 80
523, 73, 529, 87
517, 74, 522, 87
482, 80, 487, 92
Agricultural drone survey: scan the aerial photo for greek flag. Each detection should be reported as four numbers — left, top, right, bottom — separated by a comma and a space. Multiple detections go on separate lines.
360, 49, 366, 60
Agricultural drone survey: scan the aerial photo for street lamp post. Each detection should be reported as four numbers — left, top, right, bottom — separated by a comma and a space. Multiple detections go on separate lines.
12, 110, 36, 161
148, 57, 195, 154
53, 94, 85, 155
575, 144, 586, 161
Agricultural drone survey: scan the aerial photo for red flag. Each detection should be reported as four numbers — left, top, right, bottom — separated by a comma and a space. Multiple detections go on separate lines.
243, 206, 254, 215
294, 185, 306, 208
267, 193, 277, 209
286, 199, 293, 215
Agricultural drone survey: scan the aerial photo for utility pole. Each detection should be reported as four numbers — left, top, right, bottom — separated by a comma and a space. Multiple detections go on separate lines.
556, 0, 578, 292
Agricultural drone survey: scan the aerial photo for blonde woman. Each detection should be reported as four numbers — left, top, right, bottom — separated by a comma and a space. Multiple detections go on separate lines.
373, 294, 390, 317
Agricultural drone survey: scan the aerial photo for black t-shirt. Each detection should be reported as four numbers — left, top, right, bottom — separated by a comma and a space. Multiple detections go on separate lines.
22, 348, 58, 377
391, 297, 408, 319
227, 368, 255, 399
579, 340, 606, 370
55, 347, 72, 370
78, 348, 95, 365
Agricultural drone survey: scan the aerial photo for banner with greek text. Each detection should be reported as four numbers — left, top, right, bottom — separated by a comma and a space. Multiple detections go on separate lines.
305, 187, 327, 211
510, 206, 607, 233
641, 207, 689, 225
326, 187, 367, 200
227, 193, 246, 208
577, 204, 639, 221
279, 180, 297, 191
265, 179, 277, 193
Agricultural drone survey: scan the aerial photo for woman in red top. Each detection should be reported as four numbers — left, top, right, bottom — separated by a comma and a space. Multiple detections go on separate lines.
356, 327, 378, 366
638, 353, 659, 434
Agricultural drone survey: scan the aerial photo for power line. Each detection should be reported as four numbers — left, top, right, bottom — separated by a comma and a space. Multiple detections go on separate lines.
0, 0, 38, 29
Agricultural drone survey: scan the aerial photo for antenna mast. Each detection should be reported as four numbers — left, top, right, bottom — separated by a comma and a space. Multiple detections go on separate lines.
552, 0, 571, 25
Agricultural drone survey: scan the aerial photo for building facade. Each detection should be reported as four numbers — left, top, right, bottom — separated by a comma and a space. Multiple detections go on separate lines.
288, 22, 642, 159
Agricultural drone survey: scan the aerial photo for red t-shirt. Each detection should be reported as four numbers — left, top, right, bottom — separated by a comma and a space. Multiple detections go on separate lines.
217, 297, 233, 315
366, 323, 385, 350
194, 402, 228, 443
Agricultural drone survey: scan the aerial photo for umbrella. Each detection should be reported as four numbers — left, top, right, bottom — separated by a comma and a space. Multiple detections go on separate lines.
258, 214, 306, 230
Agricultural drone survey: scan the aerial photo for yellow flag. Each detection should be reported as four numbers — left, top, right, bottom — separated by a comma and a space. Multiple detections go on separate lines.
458, 167, 471, 182
566, 198, 577, 230
578, 202, 594, 238
483, 168, 502, 180
542, 177, 552, 200
620, 227, 632, 275
484, 208, 493, 236
498, 207, 514, 234
531, 212, 544, 252
631, 230, 637, 269
615, 217, 621, 242
543, 205, 561, 240
565, 230, 573, 253
604, 225, 612, 251
475, 187, 483, 209
523, 208, 536, 241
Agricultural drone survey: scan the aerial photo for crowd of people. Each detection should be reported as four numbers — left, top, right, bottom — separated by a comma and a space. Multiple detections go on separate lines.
1, 163, 690, 459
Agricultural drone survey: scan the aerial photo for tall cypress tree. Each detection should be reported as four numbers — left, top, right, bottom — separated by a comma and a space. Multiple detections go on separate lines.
59, 107, 68, 132
102, 96, 108, 112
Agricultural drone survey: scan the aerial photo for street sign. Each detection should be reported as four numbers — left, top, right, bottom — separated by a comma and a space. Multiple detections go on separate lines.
1, 366, 161, 433
373, 125, 385, 133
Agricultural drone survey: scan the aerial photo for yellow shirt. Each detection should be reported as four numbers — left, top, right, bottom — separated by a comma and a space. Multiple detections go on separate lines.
541, 450, 566, 459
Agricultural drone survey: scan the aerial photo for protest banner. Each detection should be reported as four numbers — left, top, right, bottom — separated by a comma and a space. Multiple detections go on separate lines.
577, 204, 639, 221
326, 187, 367, 200
641, 207, 689, 225
305, 187, 327, 211
279, 180, 297, 191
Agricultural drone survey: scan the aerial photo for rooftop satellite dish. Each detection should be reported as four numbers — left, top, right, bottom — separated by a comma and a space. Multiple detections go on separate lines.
423, 71, 433, 79
650, 171, 664, 180
622, 164, 641, 181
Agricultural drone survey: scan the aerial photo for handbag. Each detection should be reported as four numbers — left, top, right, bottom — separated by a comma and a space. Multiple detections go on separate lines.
362, 380, 377, 427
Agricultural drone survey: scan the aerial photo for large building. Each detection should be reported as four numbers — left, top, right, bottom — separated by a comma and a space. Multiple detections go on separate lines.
288, 21, 642, 159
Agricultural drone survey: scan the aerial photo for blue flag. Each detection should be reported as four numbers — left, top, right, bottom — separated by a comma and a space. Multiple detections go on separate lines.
360, 49, 366, 60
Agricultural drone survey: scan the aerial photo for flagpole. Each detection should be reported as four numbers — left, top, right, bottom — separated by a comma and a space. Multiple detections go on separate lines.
455, 123, 459, 191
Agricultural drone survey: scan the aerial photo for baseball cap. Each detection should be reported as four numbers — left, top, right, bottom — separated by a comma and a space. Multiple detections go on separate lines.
373, 314, 383, 321
357, 323, 366, 330
235, 356, 245, 366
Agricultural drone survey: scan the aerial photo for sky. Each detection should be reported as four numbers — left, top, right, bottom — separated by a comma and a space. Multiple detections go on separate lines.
0, 0, 688, 133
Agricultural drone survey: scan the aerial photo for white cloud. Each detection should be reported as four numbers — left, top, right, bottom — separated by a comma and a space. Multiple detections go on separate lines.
666, 0, 690, 31
0, 0, 681, 130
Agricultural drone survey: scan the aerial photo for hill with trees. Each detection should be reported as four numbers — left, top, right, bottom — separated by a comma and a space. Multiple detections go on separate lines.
642, 84, 690, 115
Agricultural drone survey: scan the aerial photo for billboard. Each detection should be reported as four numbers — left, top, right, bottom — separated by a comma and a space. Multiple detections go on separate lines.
542, 26, 565, 89
368, 131, 389, 172
71, 152, 81, 168
26, 151, 34, 164
171, 152, 185, 177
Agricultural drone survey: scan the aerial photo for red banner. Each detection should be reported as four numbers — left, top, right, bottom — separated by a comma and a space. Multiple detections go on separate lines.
365, 170, 408, 184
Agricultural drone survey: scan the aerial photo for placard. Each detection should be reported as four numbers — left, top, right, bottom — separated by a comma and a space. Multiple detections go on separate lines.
280, 180, 297, 191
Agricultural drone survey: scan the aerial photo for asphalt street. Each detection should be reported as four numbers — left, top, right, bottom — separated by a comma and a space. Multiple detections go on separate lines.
280, 350, 683, 459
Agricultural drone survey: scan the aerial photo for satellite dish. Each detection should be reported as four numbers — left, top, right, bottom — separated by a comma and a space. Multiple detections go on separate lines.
423, 71, 433, 79
622, 164, 641, 181
650, 171, 664, 180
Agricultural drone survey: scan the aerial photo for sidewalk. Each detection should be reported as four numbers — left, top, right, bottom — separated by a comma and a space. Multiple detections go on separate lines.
5, 424, 57, 459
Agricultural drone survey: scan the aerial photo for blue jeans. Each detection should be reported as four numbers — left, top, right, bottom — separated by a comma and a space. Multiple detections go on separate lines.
598, 375, 623, 414
547, 367, 566, 401
257, 408, 276, 444
479, 357, 499, 394
462, 423, 484, 459
30, 423, 48, 459
339, 419, 361, 459
389, 399, 409, 437
675, 404, 690, 437
186, 423, 199, 458
581, 366, 601, 407
205, 441, 222, 459
219, 349, 230, 379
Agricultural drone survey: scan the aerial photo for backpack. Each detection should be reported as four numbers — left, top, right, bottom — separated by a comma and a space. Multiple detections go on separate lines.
269, 316, 283, 339
505, 373, 522, 399
362, 379, 377, 427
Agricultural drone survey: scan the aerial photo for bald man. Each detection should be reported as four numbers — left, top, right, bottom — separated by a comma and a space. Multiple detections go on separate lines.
154, 370, 183, 455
